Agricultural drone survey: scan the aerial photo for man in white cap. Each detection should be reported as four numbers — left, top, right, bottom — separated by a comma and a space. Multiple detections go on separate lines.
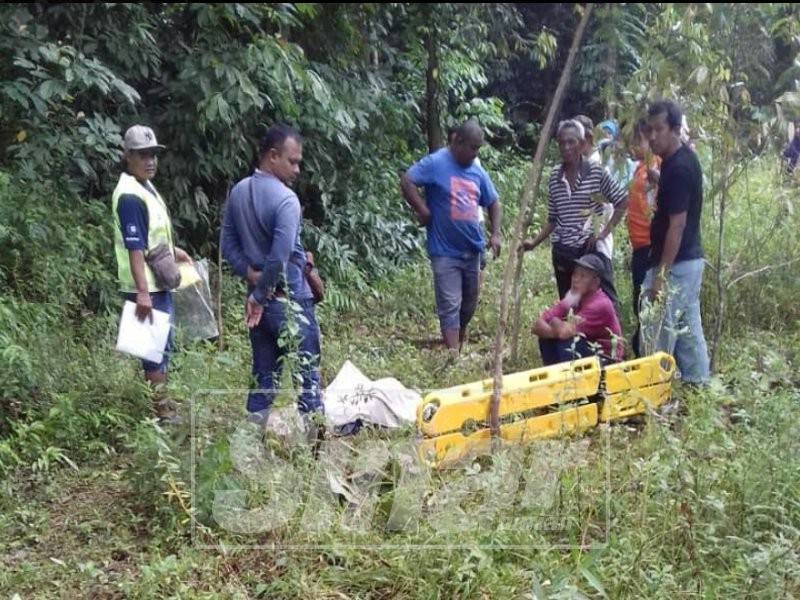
112, 125, 192, 423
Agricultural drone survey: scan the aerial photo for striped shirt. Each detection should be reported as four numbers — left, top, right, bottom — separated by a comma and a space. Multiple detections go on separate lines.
547, 159, 628, 253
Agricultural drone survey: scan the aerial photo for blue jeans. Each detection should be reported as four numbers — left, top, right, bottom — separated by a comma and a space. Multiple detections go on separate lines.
122, 291, 174, 373
642, 258, 710, 384
431, 254, 480, 332
247, 297, 323, 415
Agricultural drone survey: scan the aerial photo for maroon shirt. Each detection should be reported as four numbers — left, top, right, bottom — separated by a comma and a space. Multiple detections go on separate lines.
540, 288, 624, 360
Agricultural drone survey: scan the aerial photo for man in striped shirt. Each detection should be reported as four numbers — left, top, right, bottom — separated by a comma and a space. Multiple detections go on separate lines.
521, 119, 628, 305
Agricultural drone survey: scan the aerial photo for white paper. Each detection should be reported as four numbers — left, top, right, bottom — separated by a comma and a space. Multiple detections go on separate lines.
115, 301, 171, 363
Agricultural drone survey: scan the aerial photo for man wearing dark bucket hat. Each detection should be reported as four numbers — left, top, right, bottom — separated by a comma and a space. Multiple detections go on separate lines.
112, 125, 192, 423
532, 253, 623, 366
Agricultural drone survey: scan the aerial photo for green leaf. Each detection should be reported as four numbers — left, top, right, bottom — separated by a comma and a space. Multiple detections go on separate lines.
36, 79, 61, 102
580, 567, 608, 599
217, 95, 231, 124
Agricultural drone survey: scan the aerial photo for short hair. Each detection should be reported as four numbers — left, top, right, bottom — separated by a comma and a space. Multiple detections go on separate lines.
556, 119, 585, 140
648, 100, 683, 130
258, 123, 302, 158
573, 115, 594, 138
453, 119, 484, 143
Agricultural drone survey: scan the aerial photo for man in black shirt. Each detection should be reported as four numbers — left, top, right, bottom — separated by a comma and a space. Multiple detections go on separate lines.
641, 100, 710, 384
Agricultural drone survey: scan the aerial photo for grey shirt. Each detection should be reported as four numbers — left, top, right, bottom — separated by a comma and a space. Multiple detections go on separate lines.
221, 170, 312, 304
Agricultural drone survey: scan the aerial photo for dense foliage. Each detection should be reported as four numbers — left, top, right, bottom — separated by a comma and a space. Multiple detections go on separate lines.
2, 3, 800, 598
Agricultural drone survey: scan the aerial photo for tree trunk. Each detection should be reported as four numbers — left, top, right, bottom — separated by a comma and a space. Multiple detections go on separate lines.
509, 95, 555, 362
425, 22, 443, 153
603, 5, 618, 119
508, 256, 526, 364
489, 4, 595, 442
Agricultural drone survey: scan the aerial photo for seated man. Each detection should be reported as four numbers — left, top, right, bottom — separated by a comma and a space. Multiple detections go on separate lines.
533, 254, 624, 365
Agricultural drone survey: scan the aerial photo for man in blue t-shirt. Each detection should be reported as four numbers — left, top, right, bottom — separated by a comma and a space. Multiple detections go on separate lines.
400, 120, 502, 354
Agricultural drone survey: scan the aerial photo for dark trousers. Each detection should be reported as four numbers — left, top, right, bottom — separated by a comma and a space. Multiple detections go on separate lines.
630, 245, 651, 357
551, 243, 618, 306
247, 297, 323, 415
538, 337, 616, 367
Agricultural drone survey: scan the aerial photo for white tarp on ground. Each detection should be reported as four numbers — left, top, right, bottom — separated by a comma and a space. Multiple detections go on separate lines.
323, 360, 422, 429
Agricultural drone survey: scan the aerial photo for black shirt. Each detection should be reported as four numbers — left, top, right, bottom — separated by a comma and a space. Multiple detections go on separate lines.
649, 144, 704, 267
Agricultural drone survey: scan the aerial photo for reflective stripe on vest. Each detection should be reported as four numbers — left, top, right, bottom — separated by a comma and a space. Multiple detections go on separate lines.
112, 172, 175, 292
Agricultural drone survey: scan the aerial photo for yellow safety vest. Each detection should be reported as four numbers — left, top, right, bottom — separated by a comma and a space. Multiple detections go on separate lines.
111, 172, 175, 292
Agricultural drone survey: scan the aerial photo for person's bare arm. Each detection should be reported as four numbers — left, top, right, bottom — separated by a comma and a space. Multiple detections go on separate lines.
649, 211, 687, 299
487, 200, 502, 258
174, 247, 193, 264
533, 317, 555, 338
128, 250, 152, 323
520, 222, 555, 253
551, 317, 578, 340
534, 313, 578, 340
400, 172, 431, 226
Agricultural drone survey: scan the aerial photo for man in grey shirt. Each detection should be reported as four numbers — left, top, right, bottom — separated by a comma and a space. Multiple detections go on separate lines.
221, 124, 323, 420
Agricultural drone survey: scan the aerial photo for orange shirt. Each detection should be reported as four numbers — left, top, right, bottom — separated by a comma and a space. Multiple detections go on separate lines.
627, 157, 660, 250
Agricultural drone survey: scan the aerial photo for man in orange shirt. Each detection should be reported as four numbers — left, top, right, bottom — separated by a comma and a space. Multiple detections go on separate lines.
627, 119, 660, 356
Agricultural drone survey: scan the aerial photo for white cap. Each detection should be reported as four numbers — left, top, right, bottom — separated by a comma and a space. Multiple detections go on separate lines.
123, 125, 166, 151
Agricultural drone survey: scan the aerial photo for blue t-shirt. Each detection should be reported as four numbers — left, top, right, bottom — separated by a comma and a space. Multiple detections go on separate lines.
116, 180, 160, 251
407, 148, 499, 258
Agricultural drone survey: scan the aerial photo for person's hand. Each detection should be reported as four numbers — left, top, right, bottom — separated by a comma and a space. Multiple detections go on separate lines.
519, 238, 536, 254
246, 265, 261, 287
245, 294, 264, 329
490, 233, 502, 259
135, 290, 153, 324
174, 247, 193, 264
417, 206, 432, 226
647, 168, 660, 187
646, 274, 665, 303
563, 288, 581, 308
305, 251, 316, 272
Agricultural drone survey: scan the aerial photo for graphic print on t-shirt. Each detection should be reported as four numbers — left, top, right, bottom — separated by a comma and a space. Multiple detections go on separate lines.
449, 176, 479, 221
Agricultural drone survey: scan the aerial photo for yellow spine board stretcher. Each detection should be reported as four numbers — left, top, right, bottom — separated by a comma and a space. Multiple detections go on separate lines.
417, 353, 676, 467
